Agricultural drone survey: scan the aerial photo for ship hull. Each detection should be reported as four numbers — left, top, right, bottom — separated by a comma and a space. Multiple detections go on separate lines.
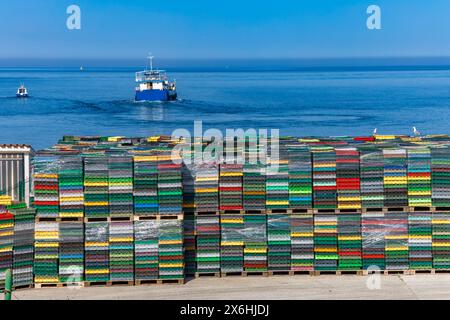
135, 89, 177, 102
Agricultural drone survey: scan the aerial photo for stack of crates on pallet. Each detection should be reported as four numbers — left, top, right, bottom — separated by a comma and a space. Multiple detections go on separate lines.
183, 215, 196, 275
58, 156, 84, 218
288, 144, 313, 209
59, 222, 84, 283
266, 153, 289, 211
383, 149, 408, 207
408, 211, 432, 270
108, 156, 134, 218
243, 214, 267, 272
361, 211, 386, 270
432, 211, 450, 269
267, 214, 291, 271
431, 147, 450, 206
407, 148, 432, 207
33, 155, 60, 218
219, 164, 243, 211
134, 221, 159, 280
337, 214, 362, 270
336, 147, 361, 209
194, 163, 220, 212
384, 211, 409, 270
158, 219, 184, 280
314, 214, 338, 271
195, 215, 221, 274
243, 163, 266, 211
34, 222, 59, 284
290, 213, 314, 271
359, 147, 384, 208
312, 146, 337, 209
12, 208, 35, 287
85, 222, 109, 282
84, 156, 109, 218
0, 211, 14, 290
220, 214, 244, 272
133, 152, 159, 216
158, 148, 183, 215
109, 221, 134, 281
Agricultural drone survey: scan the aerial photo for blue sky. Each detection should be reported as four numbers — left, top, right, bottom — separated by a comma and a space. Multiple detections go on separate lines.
1, 0, 450, 60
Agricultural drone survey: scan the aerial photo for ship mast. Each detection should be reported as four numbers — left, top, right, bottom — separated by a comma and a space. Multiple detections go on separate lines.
147, 53, 154, 71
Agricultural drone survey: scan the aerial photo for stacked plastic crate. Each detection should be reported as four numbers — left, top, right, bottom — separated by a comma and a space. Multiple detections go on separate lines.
33, 155, 60, 218
134, 220, 159, 280
84, 222, 109, 282
108, 156, 134, 218
361, 211, 386, 270
183, 215, 196, 275
243, 214, 267, 272
84, 156, 109, 218
290, 213, 314, 271
408, 211, 432, 270
133, 151, 159, 216
312, 146, 337, 209
0, 211, 14, 290
384, 211, 409, 270
337, 214, 362, 270
267, 214, 291, 271
109, 221, 134, 281
383, 149, 408, 207
359, 147, 385, 208
195, 215, 221, 274
59, 222, 84, 283
266, 151, 290, 211
431, 147, 450, 206
194, 163, 220, 212
12, 208, 35, 287
288, 144, 313, 209
58, 156, 84, 219
158, 148, 183, 215
34, 221, 59, 284
407, 148, 432, 207
432, 210, 450, 269
220, 214, 244, 272
314, 214, 338, 270
336, 147, 361, 209
158, 219, 184, 280
219, 164, 243, 211
243, 163, 266, 211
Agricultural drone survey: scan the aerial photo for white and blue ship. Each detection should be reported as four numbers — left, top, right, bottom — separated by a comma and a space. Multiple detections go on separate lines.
135, 55, 177, 102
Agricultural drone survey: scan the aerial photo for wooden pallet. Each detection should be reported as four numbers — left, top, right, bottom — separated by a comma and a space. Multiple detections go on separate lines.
268, 270, 314, 276
194, 272, 221, 278
242, 209, 266, 214
35, 282, 85, 288
109, 216, 134, 222
382, 270, 415, 275
36, 217, 84, 223
135, 279, 185, 285
432, 207, 450, 212
221, 271, 268, 277
408, 206, 432, 212
312, 270, 364, 276
193, 211, 220, 216
107, 280, 134, 286
83, 281, 109, 287
266, 209, 292, 214
133, 214, 183, 221
220, 210, 245, 214
12, 284, 34, 291
362, 207, 384, 213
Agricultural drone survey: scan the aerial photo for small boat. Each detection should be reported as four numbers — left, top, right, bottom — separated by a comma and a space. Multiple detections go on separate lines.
135, 54, 177, 102
16, 84, 28, 98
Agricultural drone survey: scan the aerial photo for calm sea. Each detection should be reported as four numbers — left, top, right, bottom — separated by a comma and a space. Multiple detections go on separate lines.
1, 65, 450, 149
